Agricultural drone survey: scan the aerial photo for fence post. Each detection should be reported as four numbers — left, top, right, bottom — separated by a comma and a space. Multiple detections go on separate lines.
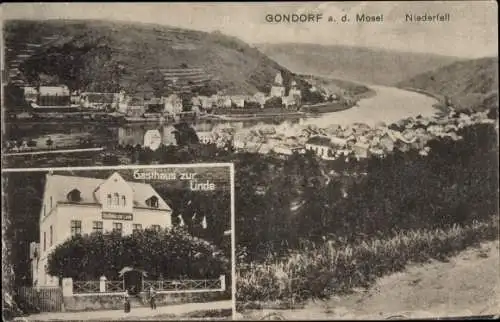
62, 278, 73, 297
220, 275, 226, 291
100, 276, 107, 293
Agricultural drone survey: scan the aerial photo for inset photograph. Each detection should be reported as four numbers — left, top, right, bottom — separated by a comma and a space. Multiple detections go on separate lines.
2, 164, 234, 321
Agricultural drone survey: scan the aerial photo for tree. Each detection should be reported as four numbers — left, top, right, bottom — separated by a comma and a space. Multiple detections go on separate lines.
264, 97, 283, 109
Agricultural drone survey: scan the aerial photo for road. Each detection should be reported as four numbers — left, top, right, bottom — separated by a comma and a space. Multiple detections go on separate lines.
301, 84, 439, 128
240, 240, 500, 320
14, 300, 232, 321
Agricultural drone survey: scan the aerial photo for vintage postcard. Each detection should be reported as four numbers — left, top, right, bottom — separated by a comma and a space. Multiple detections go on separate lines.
2, 164, 235, 321
1, 1, 499, 321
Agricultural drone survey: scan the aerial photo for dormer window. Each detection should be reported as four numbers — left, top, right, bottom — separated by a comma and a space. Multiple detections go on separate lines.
146, 196, 159, 208
67, 189, 81, 202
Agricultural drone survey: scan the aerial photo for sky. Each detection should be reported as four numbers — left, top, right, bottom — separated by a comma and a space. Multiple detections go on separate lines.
2, 1, 498, 58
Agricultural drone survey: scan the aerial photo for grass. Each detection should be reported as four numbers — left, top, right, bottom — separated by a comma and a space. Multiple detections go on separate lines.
236, 216, 499, 307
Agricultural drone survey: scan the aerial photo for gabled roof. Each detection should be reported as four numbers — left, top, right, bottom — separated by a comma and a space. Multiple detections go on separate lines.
45, 173, 171, 211
39, 86, 70, 96
306, 136, 332, 146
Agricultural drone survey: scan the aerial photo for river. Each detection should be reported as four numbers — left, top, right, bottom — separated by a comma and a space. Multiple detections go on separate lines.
4, 85, 439, 150
301, 85, 439, 127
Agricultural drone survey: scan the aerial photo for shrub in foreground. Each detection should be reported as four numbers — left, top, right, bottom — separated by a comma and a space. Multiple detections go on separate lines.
236, 216, 498, 305
47, 227, 229, 281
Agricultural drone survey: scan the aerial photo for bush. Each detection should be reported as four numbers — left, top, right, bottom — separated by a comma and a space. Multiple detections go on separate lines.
47, 227, 229, 280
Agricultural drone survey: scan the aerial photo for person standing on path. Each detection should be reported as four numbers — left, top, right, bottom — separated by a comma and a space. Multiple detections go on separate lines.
149, 286, 157, 309
123, 289, 131, 313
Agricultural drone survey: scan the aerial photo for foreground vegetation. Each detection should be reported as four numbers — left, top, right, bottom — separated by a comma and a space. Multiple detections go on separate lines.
236, 216, 498, 306
47, 227, 229, 280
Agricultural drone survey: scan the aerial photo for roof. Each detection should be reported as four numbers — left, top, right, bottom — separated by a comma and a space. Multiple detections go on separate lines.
306, 136, 332, 146
45, 173, 171, 211
39, 86, 70, 96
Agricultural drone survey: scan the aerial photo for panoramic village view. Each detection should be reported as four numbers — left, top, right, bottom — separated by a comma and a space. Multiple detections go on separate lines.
2, 1, 499, 321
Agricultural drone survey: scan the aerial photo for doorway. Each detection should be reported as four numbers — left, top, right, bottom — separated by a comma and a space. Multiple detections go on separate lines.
123, 270, 143, 295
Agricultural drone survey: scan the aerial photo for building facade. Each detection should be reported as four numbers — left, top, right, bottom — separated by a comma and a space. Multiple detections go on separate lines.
163, 94, 183, 114
270, 72, 286, 98
32, 172, 174, 287
24, 85, 71, 108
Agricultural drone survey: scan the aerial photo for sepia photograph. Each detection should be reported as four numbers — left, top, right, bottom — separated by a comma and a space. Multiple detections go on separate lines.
1, 1, 499, 321
2, 164, 234, 321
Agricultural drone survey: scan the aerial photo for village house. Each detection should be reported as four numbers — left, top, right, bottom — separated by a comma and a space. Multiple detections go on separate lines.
197, 131, 215, 144
282, 96, 297, 109
23, 85, 71, 108
118, 126, 144, 147
305, 137, 331, 158
162, 125, 178, 146
23, 86, 38, 103
230, 95, 247, 108
143, 129, 162, 151
31, 172, 174, 287
253, 92, 267, 107
163, 94, 183, 114
191, 96, 201, 108
272, 144, 305, 156
289, 80, 301, 98
305, 136, 347, 159
144, 97, 164, 114
198, 96, 212, 109
126, 98, 146, 117
80, 91, 127, 111
270, 72, 286, 98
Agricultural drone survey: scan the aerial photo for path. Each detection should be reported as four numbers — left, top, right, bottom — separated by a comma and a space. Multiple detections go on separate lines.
241, 240, 500, 320
15, 300, 232, 321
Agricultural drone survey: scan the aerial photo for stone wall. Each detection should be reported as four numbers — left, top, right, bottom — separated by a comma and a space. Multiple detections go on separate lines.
63, 291, 228, 311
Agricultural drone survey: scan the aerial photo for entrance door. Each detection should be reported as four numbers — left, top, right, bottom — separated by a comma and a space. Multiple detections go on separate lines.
123, 271, 143, 295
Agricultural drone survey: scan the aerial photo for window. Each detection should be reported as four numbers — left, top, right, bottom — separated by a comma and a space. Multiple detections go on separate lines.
151, 225, 161, 232
132, 224, 142, 233
43, 232, 46, 251
49, 225, 53, 246
50, 196, 53, 209
146, 196, 159, 208
112, 222, 123, 235
107, 194, 112, 206
92, 221, 103, 234
67, 189, 81, 202
113, 193, 119, 206
122, 195, 126, 207
71, 220, 82, 237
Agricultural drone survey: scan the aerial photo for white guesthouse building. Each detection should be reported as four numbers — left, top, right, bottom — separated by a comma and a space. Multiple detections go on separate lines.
31, 172, 173, 287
